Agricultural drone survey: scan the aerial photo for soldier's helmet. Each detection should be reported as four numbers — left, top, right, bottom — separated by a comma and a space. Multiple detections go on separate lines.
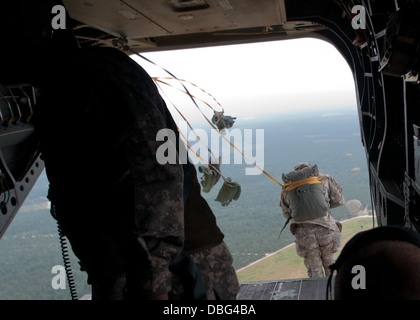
294, 162, 312, 171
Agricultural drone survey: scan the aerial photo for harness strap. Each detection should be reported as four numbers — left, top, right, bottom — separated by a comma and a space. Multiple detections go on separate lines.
282, 176, 324, 194
278, 216, 291, 239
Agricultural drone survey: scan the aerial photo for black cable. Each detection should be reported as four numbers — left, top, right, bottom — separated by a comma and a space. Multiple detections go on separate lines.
52, 203, 78, 300
57, 222, 78, 300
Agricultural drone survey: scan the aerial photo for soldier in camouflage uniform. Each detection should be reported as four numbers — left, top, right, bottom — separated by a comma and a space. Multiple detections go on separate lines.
179, 161, 239, 300
162, 96, 239, 300
33, 44, 186, 299
0, 0, 238, 299
189, 242, 239, 299
36, 45, 239, 299
280, 162, 344, 278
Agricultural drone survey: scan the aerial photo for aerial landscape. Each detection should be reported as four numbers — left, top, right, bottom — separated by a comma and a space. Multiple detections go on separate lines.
0, 107, 372, 299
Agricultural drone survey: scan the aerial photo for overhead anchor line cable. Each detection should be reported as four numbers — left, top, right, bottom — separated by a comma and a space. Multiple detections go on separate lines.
131, 50, 284, 188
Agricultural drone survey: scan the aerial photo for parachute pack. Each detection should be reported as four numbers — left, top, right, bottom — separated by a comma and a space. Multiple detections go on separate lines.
282, 164, 329, 222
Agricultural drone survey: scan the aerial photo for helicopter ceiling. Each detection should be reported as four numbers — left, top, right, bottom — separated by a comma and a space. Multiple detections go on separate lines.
63, 0, 327, 52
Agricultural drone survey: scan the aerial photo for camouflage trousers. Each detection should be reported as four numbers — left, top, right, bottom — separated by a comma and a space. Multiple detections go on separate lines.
294, 224, 341, 278
171, 241, 240, 300
190, 241, 240, 300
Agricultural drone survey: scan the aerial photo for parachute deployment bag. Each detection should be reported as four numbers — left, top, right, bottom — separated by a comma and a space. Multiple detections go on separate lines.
282, 165, 329, 221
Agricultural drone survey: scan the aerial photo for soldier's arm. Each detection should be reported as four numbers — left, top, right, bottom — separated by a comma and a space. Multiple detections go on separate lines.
115, 56, 185, 299
280, 192, 291, 219
325, 175, 345, 208
122, 122, 185, 299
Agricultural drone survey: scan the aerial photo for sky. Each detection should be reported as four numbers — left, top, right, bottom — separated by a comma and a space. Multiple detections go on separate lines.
131, 37, 357, 124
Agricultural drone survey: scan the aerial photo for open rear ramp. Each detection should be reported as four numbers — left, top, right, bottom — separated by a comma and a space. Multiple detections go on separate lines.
237, 278, 329, 300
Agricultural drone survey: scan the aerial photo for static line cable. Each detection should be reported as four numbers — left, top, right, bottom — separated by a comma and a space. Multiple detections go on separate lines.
177, 125, 227, 183
153, 76, 282, 186
153, 77, 224, 129
131, 51, 206, 115
131, 49, 283, 188
153, 77, 223, 112
153, 78, 220, 131
154, 80, 217, 159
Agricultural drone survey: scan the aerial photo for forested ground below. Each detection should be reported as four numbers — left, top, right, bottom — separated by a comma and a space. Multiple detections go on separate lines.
0, 109, 370, 299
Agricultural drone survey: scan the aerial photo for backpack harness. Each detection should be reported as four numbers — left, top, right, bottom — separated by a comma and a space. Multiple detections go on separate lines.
279, 165, 329, 237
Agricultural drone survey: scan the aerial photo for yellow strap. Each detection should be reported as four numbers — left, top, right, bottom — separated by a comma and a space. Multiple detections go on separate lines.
282, 176, 324, 194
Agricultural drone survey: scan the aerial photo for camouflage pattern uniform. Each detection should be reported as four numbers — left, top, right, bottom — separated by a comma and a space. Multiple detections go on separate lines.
35, 47, 185, 299
189, 241, 239, 299
165, 112, 239, 300
280, 162, 344, 278
182, 163, 239, 300
2, 1, 238, 300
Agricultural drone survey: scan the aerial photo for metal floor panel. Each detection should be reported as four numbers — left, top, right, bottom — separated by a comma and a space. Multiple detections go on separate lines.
237, 278, 328, 300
